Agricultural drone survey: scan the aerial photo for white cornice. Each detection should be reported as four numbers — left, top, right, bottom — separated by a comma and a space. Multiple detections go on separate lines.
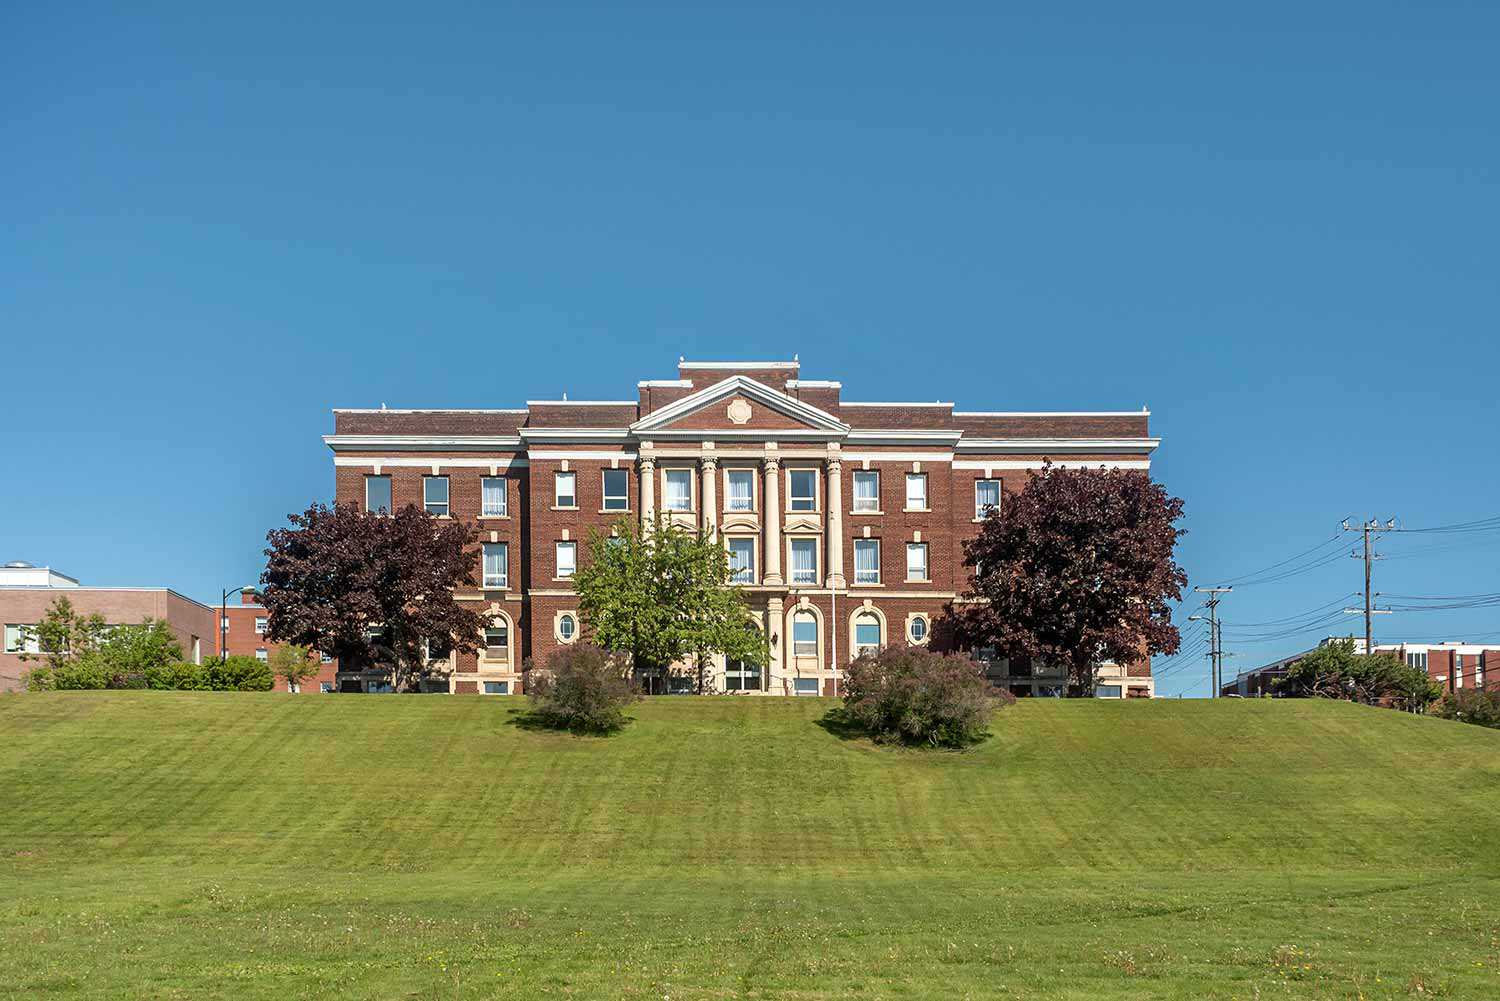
953, 459, 1151, 470
678, 360, 799, 370
845, 429, 963, 444
637, 379, 694, 388
953, 410, 1150, 417
324, 435, 524, 452
332, 408, 527, 415
785, 379, 841, 389
334, 456, 529, 468
517, 428, 632, 442
642, 428, 844, 441
525, 400, 637, 407
955, 437, 1160, 455
842, 401, 953, 408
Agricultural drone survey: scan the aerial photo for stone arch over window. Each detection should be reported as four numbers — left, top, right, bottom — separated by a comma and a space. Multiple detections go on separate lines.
481, 610, 514, 665
848, 602, 887, 659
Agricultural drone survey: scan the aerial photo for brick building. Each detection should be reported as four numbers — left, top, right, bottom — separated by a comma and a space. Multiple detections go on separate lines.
325, 358, 1161, 697
215, 589, 340, 693
1222, 637, 1498, 697
0, 562, 216, 692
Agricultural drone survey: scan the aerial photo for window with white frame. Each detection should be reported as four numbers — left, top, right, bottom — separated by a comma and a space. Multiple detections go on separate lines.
484, 681, 510, 694
789, 538, 817, 584
852, 470, 879, 512
557, 613, 577, 642
789, 469, 817, 511
793, 677, 819, 695
4, 624, 38, 655
482, 477, 508, 516
255, 648, 268, 662
725, 656, 761, 691
483, 620, 508, 659
906, 543, 929, 581
554, 471, 577, 508
555, 541, 577, 578
365, 475, 392, 514
320, 652, 333, 663
905, 473, 927, 511
792, 611, 818, 657
727, 537, 755, 584
1407, 651, 1428, 671
854, 612, 882, 655
975, 479, 1000, 519
423, 475, 449, 516
908, 615, 928, 644
254, 616, 267, 635
602, 469, 629, 511
726, 469, 754, 511
663, 468, 692, 511
483, 543, 508, 588
854, 539, 880, 584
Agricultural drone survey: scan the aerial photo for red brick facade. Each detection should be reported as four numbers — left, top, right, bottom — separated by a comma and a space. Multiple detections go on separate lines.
325, 358, 1161, 697
214, 591, 340, 693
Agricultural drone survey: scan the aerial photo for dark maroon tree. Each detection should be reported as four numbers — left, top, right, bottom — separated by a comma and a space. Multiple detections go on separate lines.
260, 502, 485, 692
952, 464, 1186, 696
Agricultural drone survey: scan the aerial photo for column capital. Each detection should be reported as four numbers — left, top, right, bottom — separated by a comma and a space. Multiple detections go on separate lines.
764, 455, 781, 472
701, 454, 718, 471
639, 455, 656, 471
827, 457, 842, 474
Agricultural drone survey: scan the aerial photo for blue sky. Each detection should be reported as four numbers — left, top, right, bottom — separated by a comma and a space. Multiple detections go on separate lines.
3, 2, 1497, 695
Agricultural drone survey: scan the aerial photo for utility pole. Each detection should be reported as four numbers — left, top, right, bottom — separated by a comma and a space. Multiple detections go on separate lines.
1190, 586, 1232, 697
1342, 518, 1396, 653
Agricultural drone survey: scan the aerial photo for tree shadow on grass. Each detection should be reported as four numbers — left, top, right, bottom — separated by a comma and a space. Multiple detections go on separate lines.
815, 706, 874, 742
815, 706, 992, 750
502, 706, 633, 737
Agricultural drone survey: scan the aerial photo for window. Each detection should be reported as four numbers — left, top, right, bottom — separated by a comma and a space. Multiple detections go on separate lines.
602, 469, 629, 511
557, 613, 577, 642
789, 538, 817, 584
789, 469, 817, 511
906, 543, 929, 581
319, 682, 334, 693
793, 677, 819, 695
483, 681, 510, 695
556, 541, 577, 578
793, 612, 818, 657
854, 613, 881, 655
554, 471, 576, 508
726, 469, 754, 511
663, 469, 692, 511
320, 652, 333, 664
905, 473, 927, 510
484, 620, 509, 658
482, 477, 508, 516
254, 616, 267, 635
854, 539, 880, 584
908, 616, 928, 644
727, 538, 755, 584
4, 624, 37, 654
483, 543, 508, 588
725, 657, 761, 691
1407, 651, 1428, 671
1096, 684, 1123, 698
852, 470, 879, 512
365, 475, 392, 514
975, 479, 1000, 519
422, 475, 449, 516
255, 648, 268, 662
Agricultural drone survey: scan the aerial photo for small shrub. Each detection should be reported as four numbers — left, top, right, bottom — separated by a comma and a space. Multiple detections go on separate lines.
24, 658, 111, 691
1431, 689, 1500, 729
524, 645, 639, 733
840, 646, 1001, 747
106, 672, 148, 690
144, 661, 211, 690
206, 656, 275, 692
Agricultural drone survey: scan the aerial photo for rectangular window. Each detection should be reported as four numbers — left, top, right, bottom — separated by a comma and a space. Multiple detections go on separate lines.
602, 469, 629, 511
789, 538, 817, 584
254, 616, 267, 635
726, 469, 754, 512
854, 539, 880, 584
483, 543, 508, 588
906, 543, 929, 581
905, 473, 927, 511
1096, 685, 1123, 698
855, 618, 881, 652
793, 677, 819, 695
727, 538, 755, 584
556, 541, 577, 578
793, 616, 818, 657
484, 623, 508, 658
365, 475, 392, 514
975, 479, 1000, 519
423, 475, 449, 516
554, 471, 576, 508
852, 470, 880, 512
789, 469, 817, 511
663, 469, 692, 511
4, 624, 38, 654
319, 682, 333, 693
481, 477, 508, 516
483, 681, 510, 695
255, 648, 268, 662
725, 658, 761, 691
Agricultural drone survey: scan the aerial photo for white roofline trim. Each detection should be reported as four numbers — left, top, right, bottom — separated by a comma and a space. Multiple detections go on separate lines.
632, 375, 850, 434
953, 459, 1151, 470
841, 401, 953, 408
845, 430, 963, 444
785, 379, 842, 389
518, 428, 632, 442
955, 437, 1160, 455
953, 410, 1151, 417
637, 379, 694, 388
334, 456, 530, 468
843, 452, 955, 463
324, 435, 524, 452
678, 360, 800, 370
527, 450, 639, 461
333, 408, 527, 414
525, 400, 637, 407
640, 428, 844, 441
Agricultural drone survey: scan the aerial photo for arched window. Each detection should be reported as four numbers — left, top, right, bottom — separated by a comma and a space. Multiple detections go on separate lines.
483, 617, 509, 662
792, 611, 818, 657
854, 612, 882, 656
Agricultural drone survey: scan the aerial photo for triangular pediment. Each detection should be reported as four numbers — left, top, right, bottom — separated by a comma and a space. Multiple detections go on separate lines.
632, 376, 848, 436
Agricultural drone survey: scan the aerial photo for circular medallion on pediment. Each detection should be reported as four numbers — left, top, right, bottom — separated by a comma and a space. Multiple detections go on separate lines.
726, 398, 752, 425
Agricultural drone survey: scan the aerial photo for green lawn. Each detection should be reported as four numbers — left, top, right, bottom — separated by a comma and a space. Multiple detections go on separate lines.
2, 693, 1498, 999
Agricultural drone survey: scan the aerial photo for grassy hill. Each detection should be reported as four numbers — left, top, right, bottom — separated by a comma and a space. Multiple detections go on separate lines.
2, 693, 1498, 999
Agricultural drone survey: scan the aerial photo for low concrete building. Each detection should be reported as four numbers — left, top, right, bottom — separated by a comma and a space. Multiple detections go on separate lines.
1222, 636, 1498, 697
0, 562, 216, 691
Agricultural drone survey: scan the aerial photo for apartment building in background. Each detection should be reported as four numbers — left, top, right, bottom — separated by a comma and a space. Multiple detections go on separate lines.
1222, 637, 1498, 696
0, 562, 215, 692
325, 357, 1162, 697
215, 589, 340, 693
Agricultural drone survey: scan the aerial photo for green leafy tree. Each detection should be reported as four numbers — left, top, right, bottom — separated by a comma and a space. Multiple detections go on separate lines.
574, 516, 766, 691
268, 644, 319, 692
24, 616, 182, 691
1274, 638, 1440, 711
19, 596, 109, 671
524, 644, 640, 733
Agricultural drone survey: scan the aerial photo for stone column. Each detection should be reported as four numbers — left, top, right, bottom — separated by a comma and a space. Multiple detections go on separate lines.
825, 455, 846, 588
639, 455, 656, 530
701, 453, 718, 541
762, 455, 783, 585
765, 596, 784, 693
